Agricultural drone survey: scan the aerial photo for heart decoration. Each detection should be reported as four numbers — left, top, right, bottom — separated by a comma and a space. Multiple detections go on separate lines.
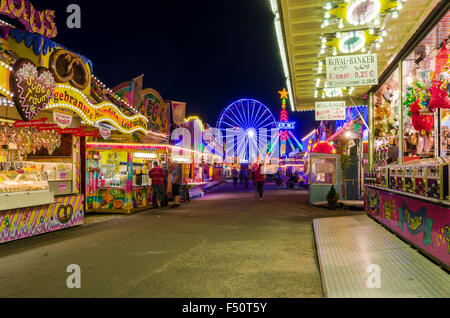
10, 58, 56, 121
2, 161, 11, 171
14, 161, 23, 171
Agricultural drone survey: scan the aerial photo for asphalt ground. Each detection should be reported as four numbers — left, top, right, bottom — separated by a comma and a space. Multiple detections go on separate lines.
0, 182, 363, 297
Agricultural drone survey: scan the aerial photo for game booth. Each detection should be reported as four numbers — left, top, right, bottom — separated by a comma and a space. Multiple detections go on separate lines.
364, 6, 450, 269
0, 15, 96, 243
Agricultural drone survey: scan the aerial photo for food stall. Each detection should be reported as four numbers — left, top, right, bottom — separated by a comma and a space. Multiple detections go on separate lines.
0, 17, 95, 243
364, 7, 450, 268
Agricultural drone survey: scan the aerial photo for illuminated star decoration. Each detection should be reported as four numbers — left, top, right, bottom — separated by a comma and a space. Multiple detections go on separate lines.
278, 88, 288, 100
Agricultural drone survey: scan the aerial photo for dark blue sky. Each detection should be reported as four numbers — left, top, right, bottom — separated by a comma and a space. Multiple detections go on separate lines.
32, 0, 317, 139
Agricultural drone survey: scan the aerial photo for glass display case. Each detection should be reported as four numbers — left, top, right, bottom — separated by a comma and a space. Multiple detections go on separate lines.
0, 161, 49, 193
42, 162, 74, 196
403, 165, 415, 193
414, 165, 427, 196
389, 166, 404, 191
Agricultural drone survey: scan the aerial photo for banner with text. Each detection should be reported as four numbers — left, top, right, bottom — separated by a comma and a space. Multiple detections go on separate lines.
326, 54, 378, 87
315, 101, 346, 121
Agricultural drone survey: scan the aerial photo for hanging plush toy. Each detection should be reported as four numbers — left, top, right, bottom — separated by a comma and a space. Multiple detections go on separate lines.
428, 41, 450, 111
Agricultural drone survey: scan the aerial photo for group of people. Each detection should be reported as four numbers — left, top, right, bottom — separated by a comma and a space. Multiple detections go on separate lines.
148, 161, 183, 209
231, 165, 266, 200
275, 169, 300, 189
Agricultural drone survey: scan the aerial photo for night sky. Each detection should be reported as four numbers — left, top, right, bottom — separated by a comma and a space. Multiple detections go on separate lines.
33, 0, 317, 140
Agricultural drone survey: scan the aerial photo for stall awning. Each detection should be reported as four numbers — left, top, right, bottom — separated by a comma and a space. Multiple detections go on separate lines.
275, 0, 440, 111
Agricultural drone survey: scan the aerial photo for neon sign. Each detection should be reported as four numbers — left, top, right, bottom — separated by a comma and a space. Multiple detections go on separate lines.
277, 122, 295, 130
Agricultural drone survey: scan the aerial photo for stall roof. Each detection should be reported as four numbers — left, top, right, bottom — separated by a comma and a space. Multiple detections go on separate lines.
275, 0, 440, 111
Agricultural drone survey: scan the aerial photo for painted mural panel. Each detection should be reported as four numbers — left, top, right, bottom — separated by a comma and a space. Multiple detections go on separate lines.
365, 187, 449, 267
0, 194, 84, 243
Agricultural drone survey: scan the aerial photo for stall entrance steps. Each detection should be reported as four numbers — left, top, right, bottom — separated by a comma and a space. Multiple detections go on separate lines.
313, 215, 450, 298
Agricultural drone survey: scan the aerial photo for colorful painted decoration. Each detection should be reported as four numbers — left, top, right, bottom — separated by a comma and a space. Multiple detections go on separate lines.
10, 58, 55, 121
0, 1, 57, 38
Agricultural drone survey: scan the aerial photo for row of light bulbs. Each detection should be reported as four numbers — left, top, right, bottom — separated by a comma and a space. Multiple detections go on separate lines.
92, 75, 139, 114
314, 86, 355, 99
0, 97, 14, 107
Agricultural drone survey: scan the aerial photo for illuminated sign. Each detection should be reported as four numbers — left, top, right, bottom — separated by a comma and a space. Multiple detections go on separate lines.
0, 1, 57, 38
277, 122, 295, 130
10, 58, 55, 121
45, 84, 148, 134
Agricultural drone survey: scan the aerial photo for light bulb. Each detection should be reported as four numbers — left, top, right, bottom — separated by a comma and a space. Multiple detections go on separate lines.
392, 11, 399, 18
325, 12, 330, 19
369, 28, 374, 35
338, 20, 344, 29
324, 2, 332, 10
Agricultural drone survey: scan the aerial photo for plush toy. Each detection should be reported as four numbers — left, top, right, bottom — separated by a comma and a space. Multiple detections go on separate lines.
428, 42, 450, 111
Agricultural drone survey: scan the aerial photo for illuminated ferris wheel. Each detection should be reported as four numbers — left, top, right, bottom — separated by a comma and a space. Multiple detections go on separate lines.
217, 99, 277, 163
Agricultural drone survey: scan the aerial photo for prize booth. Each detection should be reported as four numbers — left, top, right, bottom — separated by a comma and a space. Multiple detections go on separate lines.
365, 5, 450, 268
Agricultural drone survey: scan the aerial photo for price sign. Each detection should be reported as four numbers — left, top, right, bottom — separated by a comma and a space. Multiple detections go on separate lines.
326, 54, 378, 87
315, 101, 346, 121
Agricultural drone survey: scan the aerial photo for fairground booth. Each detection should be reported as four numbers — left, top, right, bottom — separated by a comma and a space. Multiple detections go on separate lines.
0, 5, 95, 243
365, 3, 449, 268
173, 116, 223, 199
85, 86, 173, 214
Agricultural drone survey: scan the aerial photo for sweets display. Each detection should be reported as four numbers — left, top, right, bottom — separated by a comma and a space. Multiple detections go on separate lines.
0, 162, 49, 193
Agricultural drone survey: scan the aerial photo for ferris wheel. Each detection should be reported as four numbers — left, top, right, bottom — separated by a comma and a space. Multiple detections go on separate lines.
216, 99, 277, 163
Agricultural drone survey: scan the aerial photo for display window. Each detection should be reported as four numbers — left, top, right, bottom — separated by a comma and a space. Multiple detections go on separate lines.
401, 11, 450, 161
374, 69, 400, 166
310, 157, 337, 185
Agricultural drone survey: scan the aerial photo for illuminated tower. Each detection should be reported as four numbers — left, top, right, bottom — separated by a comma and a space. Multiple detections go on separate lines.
279, 88, 289, 157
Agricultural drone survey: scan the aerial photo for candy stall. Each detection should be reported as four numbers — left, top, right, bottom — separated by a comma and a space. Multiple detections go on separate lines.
0, 9, 99, 243
365, 8, 450, 268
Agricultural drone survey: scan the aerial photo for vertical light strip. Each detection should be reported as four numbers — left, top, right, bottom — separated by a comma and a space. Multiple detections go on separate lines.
270, 0, 295, 111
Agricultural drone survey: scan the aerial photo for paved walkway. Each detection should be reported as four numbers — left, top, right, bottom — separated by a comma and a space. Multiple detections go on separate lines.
314, 215, 450, 298
0, 187, 361, 298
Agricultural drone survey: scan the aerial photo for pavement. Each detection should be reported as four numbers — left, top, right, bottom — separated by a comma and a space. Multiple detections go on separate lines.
0, 182, 364, 298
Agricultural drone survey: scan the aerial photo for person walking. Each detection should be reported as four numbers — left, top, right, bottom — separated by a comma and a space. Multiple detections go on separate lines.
244, 167, 249, 188
239, 168, 244, 185
161, 162, 169, 206
171, 163, 182, 208
276, 170, 282, 189
149, 161, 165, 208
231, 167, 238, 186
255, 164, 265, 200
